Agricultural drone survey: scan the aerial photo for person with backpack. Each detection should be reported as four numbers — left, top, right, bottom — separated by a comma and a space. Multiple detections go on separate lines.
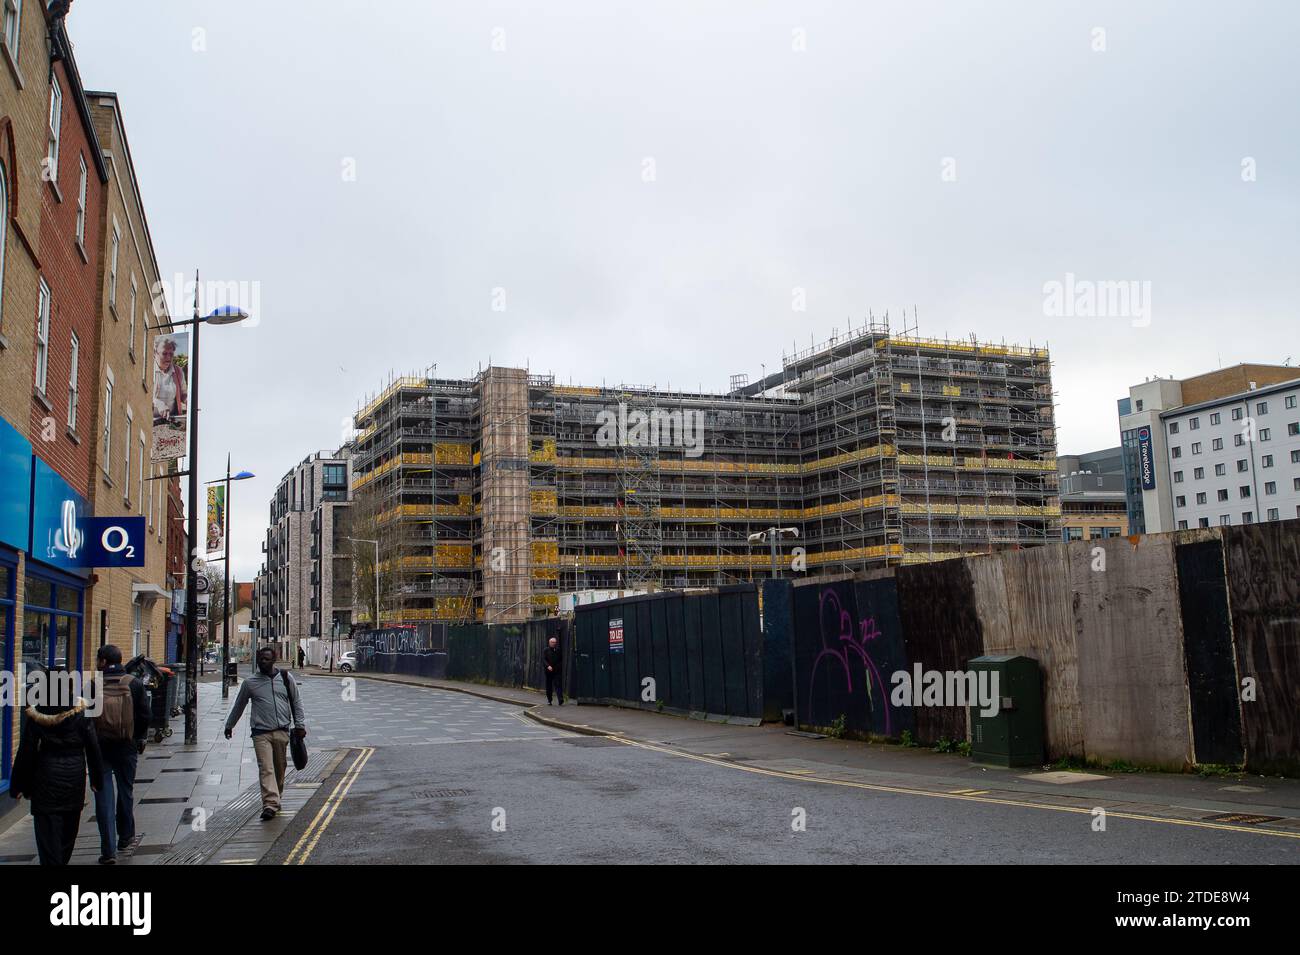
224, 646, 306, 820
92, 645, 150, 864
9, 670, 104, 865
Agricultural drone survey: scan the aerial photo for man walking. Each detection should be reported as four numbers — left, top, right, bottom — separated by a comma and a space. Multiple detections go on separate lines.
92, 645, 150, 864
544, 636, 564, 706
224, 647, 306, 820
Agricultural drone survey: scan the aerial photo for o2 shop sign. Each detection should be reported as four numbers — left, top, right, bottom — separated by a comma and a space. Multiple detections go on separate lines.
85, 517, 147, 567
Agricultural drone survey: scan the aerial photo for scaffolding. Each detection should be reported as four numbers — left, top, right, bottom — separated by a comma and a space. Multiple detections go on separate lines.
478, 367, 532, 623
345, 324, 1059, 625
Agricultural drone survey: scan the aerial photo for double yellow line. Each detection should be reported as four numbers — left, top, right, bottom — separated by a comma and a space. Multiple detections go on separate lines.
284, 747, 375, 865
607, 736, 1300, 841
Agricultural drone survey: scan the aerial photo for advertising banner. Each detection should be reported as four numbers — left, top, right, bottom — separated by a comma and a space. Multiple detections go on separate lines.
150, 330, 190, 461
206, 485, 225, 554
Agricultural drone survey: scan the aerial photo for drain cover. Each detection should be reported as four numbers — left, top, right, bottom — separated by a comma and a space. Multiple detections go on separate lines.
415, 789, 470, 798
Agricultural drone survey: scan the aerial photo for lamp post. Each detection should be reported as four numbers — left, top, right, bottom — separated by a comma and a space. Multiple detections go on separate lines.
205, 457, 254, 699
342, 537, 380, 631
173, 288, 250, 745
330, 618, 339, 674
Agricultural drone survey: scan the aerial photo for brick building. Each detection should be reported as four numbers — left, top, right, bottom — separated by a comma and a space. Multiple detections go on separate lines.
0, 4, 178, 796
0, 2, 107, 797
81, 89, 172, 660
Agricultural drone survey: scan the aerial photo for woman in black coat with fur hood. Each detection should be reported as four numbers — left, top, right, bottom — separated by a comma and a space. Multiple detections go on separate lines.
10, 693, 104, 865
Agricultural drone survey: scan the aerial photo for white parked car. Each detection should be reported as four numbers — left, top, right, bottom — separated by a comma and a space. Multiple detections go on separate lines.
336, 651, 355, 673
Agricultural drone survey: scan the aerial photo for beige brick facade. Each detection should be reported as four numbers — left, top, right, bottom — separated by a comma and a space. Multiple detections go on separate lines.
81, 93, 171, 662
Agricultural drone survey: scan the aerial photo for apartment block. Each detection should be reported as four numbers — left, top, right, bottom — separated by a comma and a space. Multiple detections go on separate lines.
349, 324, 1058, 625
252, 448, 354, 660
1118, 363, 1299, 533
1162, 379, 1300, 531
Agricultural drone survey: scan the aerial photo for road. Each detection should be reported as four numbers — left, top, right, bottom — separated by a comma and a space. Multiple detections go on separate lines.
266, 674, 1300, 865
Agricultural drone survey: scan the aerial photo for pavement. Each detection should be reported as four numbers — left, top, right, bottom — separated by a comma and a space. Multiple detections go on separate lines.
0, 670, 299, 865
4, 665, 1298, 864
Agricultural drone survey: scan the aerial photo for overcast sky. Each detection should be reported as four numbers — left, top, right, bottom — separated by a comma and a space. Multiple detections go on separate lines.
70, 0, 1299, 581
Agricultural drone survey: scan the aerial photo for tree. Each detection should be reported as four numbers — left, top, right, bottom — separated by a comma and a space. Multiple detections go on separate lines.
200, 562, 227, 645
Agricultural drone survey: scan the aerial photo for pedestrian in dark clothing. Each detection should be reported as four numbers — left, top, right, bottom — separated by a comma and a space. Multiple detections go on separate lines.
297, 647, 305, 668
9, 681, 104, 866
543, 637, 564, 705
91, 645, 150, 864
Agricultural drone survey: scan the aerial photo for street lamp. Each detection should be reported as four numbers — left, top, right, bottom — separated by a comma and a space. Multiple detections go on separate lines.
166, 277, 251, 744
342, 537, 380, 631
205, 457, 254, 699
748, 526, 800, 579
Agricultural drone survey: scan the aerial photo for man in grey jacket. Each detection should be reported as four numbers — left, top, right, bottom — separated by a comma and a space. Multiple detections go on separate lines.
224, 647, 306, 820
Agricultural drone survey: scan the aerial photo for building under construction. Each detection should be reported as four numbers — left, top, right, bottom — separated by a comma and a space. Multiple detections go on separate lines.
350, 323, 1058, 624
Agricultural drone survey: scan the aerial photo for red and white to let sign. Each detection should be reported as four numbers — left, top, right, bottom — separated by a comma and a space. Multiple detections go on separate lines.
608, 617, 624, 653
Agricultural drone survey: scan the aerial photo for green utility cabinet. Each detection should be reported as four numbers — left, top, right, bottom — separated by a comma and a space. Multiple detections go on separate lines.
968, 655, 1044, 767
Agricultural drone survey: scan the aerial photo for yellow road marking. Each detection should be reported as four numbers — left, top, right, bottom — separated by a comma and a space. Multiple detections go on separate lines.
607, 737, 1300, 841
284, 747, 374, 865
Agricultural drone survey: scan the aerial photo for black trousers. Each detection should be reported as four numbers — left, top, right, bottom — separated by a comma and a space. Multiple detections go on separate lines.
33, 810, 81, 865
545, 669, 564, 703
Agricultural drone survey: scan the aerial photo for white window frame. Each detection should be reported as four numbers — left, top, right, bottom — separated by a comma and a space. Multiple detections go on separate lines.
75, 155, 86, 243
2, 0, 20, 57
47, 76, 61, 182
34, 278, 50, 393
147, 462, 154, 528
67, 331, 79, 430
128, 275, 137, 358
124, 406, 133, 500
0, 161, 7, 330
108, 223, 120, 308
138, 432, 145, 511
102, 368, 114, 474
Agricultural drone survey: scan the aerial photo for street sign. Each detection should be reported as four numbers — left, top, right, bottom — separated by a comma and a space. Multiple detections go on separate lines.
195, 574, 210, 594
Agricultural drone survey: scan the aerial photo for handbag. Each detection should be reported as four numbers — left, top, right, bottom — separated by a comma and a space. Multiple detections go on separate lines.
281, 670, 309, 771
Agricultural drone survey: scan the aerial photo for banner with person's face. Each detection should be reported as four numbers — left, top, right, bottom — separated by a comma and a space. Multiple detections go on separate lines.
207, 485, 225, 554
150, 330, 190, 461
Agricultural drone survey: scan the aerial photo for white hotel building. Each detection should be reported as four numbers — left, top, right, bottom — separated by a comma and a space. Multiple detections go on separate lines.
1118, 371, 1300, 533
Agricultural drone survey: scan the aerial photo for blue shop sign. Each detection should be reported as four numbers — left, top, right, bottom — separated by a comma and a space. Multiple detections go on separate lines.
0, 416, 32, 552
30, 457, 90, 577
